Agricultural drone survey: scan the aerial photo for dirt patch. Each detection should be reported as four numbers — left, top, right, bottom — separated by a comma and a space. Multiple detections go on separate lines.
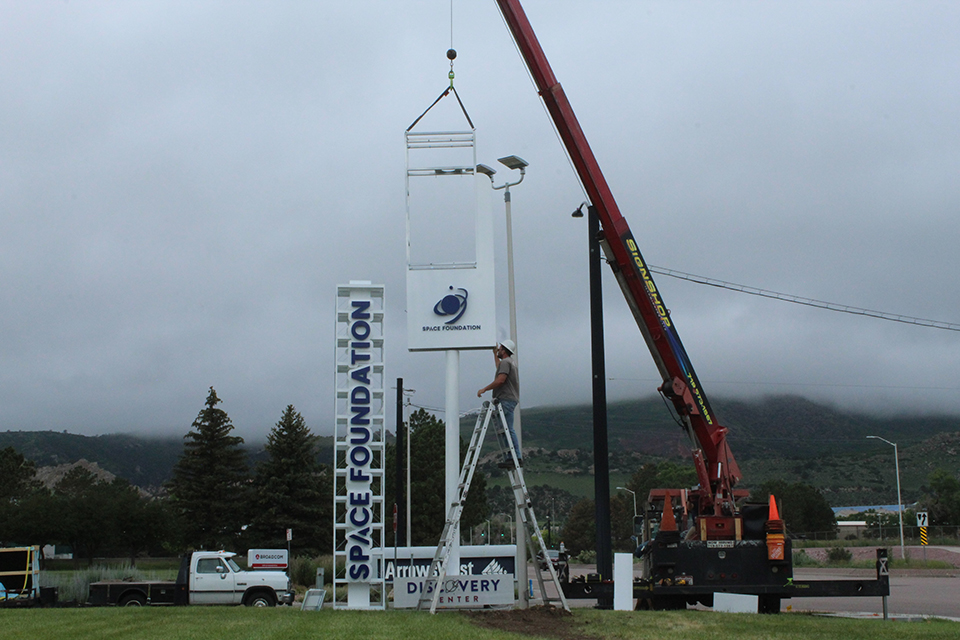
463, 605, 597, 640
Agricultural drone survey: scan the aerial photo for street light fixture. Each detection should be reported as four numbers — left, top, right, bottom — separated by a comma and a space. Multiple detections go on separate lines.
867, 435, 905, 560
498, 155, 529, 172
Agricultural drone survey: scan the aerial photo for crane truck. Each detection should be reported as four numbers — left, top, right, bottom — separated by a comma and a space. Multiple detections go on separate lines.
493, 0, 890, 612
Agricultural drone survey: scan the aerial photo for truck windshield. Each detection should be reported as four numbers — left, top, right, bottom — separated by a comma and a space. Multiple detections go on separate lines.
227, 558, 242, 573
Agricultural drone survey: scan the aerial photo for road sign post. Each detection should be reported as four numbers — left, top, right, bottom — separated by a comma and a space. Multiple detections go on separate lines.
917, 512, 928, 561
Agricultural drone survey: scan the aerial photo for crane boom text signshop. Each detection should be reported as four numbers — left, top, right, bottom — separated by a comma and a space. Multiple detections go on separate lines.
334, 283, 385, 609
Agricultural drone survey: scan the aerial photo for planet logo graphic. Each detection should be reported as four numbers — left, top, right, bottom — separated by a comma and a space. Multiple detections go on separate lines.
434, 286, 468, 324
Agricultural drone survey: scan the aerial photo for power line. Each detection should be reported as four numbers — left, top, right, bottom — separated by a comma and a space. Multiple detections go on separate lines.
649, 265, 960, 332
606, 376, 960, 392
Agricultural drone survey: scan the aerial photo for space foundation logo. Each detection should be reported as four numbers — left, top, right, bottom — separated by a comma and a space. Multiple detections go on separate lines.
423, 286, 481, 332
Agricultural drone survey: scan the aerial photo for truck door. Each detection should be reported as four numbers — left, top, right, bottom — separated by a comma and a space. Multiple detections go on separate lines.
191, 557, 237, 605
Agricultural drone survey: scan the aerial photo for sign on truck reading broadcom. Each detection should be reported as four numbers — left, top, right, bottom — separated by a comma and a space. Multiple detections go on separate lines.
248, 549, 288, 570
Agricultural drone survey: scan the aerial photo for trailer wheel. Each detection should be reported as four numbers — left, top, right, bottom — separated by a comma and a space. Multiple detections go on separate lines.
244, 591, 277, 607
119, 593, 147, 607
758, 595, 781, 614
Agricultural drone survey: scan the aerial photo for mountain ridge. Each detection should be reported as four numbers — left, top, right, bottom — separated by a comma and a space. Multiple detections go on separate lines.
3, 395, 957, 505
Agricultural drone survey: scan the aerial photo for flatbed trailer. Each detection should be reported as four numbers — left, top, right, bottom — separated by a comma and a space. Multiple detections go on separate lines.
561, 548, 890, 612
87, 580, 181, 606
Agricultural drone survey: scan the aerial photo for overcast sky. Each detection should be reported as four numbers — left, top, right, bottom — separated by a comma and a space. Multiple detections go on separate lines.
2, 1, 958, 441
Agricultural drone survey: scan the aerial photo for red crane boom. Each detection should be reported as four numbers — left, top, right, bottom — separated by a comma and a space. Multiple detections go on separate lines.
495, 0, 741, 520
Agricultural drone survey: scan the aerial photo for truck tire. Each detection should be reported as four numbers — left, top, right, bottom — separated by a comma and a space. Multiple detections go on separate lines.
244, 591, 277, 607
119, 592, 147, 607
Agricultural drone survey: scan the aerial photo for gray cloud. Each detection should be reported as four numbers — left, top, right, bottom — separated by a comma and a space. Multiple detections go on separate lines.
2, 1, 958, 440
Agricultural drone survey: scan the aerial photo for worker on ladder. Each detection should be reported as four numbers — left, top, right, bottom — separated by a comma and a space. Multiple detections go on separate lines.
477, 339, 521, 464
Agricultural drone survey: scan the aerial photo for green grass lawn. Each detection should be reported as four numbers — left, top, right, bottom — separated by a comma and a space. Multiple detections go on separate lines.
0, 607, 955, 640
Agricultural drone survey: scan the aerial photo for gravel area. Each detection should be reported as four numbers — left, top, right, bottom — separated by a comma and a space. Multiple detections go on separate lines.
799, 545, 960, 570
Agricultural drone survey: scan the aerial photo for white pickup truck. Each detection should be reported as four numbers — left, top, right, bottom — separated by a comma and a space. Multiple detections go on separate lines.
88, 551, 295, 607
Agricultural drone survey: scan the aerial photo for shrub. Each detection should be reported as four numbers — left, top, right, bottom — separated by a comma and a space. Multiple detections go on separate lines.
574, 549, 597, 564
826, 546, 852, 563
792, 549, 819, 567
288, 555, 334, 587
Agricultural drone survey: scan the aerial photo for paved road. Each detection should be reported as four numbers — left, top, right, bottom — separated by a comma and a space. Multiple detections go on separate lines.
562, 560, 960, 620
786, 568, 960, 620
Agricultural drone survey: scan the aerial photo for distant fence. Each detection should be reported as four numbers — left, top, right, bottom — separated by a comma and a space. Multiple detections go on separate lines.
791, 525, 960, 543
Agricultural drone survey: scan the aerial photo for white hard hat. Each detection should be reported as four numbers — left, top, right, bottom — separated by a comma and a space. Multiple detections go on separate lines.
499, 339, 516, 355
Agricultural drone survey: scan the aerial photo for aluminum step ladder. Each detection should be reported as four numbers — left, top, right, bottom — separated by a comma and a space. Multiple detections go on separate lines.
417, 399, 569, 613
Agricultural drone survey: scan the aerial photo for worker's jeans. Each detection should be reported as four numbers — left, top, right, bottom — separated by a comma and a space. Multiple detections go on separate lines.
497, 399, 520, 460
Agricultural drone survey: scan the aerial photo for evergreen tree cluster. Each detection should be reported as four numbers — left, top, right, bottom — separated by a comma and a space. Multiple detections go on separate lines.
0, 449, 170, 563
1, 388, 334, 561
165, 388, 332, 556
18, 387, 954, 568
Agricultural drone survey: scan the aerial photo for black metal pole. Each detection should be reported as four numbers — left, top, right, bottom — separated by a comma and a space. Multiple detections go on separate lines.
589, 206, 613, 609
395, 377, 406, 546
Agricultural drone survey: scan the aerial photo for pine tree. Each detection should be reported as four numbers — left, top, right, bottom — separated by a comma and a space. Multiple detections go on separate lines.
167, 387, 251, 550
926, 469, 960, 525
0, 446, 40, 503
250, 405, 331, 556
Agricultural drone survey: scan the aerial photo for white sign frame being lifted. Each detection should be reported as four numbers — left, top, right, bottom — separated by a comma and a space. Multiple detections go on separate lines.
405, 123, 497, 352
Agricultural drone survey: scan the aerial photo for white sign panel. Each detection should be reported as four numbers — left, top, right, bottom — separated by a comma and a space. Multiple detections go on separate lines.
407, 268, 497, 351
393, 574, 515, 609
384, 545, 516, 581
714, 592, 759, 614
248, 549, 288, 570
917, 512, 928, 527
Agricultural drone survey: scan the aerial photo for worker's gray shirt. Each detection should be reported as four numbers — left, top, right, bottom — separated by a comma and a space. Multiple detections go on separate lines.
493, 356, 519, 403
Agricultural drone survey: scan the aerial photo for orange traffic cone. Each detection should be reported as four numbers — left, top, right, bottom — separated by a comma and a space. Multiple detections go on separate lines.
661, 491, 678, 532
768, 494, 780, 522
766, 494, 786, 561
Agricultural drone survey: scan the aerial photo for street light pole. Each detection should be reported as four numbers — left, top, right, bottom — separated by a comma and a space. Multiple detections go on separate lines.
617, 486, 638, 519
572, 203, 613, 608
867, 435, 905, 560
477, 155, 528, 607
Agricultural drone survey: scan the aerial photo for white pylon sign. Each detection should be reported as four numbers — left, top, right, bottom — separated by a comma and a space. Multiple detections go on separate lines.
333, 282, 386, 610
405, 101, 497, 352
